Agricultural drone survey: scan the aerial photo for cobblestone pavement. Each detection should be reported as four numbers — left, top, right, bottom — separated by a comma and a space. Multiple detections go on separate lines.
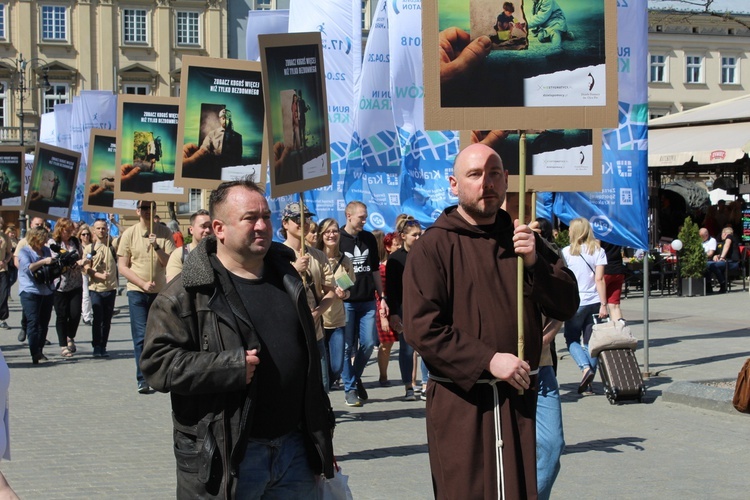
1, 286, 749, 498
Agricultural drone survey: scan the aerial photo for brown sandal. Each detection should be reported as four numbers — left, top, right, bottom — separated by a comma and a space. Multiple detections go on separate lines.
67, 339, 77, 353
61, 347, 74, 358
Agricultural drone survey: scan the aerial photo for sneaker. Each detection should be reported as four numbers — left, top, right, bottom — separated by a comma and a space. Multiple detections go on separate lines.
138, 382, 150, 394
112, 308, 121, 316
92, 346, 102, 358
345, 390, 362, 407
82, 319, 92, 326
17, 329, 26, 342
356, 379, 369, 401
404, 388, 417, 401
0, 321, 9, 330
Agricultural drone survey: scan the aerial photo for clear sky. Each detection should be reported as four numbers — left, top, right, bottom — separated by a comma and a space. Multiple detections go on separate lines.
649, 0, 750, 14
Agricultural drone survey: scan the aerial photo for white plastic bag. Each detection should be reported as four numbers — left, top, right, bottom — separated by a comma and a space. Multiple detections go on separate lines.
317, 464, 353, 500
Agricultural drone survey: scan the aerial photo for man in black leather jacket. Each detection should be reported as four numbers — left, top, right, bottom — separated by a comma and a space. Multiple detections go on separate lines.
142, 179, 334, 499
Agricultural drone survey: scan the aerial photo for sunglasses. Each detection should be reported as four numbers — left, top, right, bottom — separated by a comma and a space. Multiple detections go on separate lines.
80, 232, 91, 236
287, 215, 310, 225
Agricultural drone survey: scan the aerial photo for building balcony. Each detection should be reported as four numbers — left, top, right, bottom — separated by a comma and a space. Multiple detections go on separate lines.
0, 127, 39, 147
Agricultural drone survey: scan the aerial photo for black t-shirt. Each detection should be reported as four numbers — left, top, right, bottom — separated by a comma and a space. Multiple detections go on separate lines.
339, 228, 380, 302
230, 267, 307, 439
717, 234, 741, 262
601, 241, 625, 275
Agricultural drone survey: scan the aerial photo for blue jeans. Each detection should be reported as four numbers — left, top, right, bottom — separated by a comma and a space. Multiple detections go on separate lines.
564, 303, 600, 373
398, 333, 415, 386
706, 260, 738, 286
536, 365, 565, 500
90, 290, 116, 349
127, 291, 157, 384
342, 300, 377, 392
325, 327, 345, 387
235, 430, 317, 499
20, 291, 53, 358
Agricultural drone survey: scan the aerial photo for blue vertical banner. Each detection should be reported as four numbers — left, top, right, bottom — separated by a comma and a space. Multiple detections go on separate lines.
547, 0, 649, 249
387, 0, 458, 231
287, 0, 362, 227
343, 0, 403, 231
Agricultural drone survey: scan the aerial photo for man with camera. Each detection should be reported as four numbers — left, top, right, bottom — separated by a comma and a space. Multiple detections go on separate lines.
117, 201, 175, 393
84, 219, 118, 358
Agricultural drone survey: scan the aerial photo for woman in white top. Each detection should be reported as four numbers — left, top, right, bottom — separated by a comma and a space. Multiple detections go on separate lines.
562, 218, 608, 394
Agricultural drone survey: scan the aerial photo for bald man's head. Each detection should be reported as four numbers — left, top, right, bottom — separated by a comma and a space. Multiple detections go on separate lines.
449, 144, 508, 225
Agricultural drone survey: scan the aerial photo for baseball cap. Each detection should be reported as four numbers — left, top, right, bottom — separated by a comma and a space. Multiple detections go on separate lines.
282, 202, 315, 220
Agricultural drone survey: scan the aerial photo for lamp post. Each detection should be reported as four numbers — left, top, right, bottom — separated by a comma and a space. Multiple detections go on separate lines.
1, 54, 51, 236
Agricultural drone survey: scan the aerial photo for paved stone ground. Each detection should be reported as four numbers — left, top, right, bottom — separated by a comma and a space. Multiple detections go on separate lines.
1, 284, 749, 498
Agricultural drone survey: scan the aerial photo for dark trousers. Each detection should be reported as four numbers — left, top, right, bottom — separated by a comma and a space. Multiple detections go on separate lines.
20, 291, 54, 357
0, 271, 9, 321
54, 287, 83, 347
90, 290, 116, 349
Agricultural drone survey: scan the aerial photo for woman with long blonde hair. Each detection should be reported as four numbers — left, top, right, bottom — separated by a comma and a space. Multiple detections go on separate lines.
562, 218, 608, 394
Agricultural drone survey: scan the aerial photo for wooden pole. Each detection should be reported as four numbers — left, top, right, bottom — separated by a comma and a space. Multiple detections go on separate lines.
150, 201, 155, 283
517, 132, 527, 394
299, 194, 307, 286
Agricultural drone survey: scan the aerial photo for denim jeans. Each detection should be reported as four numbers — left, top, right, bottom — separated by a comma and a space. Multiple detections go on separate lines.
536, 365, 565, 500
398, 333, 415, 386
325, 327, 345, 387
235, 430, 317, 499
20, 291, 53, 358
342, 300, 377, 392
54, 287, 82, 347
91, 290, 116, 349
564, 303, 600, 373
706, 260, 738, 286
127, 291, 157, 384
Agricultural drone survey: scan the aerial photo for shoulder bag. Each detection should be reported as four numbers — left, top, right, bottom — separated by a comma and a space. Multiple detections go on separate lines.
733, 358, 750, 414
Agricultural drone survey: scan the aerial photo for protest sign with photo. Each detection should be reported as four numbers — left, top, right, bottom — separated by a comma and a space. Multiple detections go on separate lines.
0, 147, 26, 210
84, 129, 138, 214
25, 143, 81, 220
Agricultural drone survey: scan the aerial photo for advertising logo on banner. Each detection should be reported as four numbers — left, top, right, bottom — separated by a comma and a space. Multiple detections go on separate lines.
259, 32, 331, 199
176, 56, 266, 190
115, 96, 187, 203
389, 0, 459, 230
422, 0, 618, 131
84, 129, 138, 214
343, 0, 403, 231
0, 147, 26, 210
26, 143, 81, 220
547, 0, 649, 250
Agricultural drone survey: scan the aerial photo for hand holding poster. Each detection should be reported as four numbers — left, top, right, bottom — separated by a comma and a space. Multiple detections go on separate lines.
84, 129, 138, 214
115, 96, 187, 202
259, 32, 331, 198
175, 56, 267, 189
25, 143, 81, 220
0, 147, 26, 210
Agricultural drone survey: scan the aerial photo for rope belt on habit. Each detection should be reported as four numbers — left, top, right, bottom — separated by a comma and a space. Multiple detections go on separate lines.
429, 369, 539, 500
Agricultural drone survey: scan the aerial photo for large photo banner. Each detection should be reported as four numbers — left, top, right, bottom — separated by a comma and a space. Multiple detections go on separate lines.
423, 0, 618, 131
288, 0, 362, 221
176, 56, 266, 189
0, 147, 25, 210
546, 0, 649, 249
26, 143, 81, 220
84, 129, 138, 214
115, 95, 187, 202
259, 32, 331, 198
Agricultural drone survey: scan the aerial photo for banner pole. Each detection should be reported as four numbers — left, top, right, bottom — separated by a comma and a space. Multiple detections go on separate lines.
299, 193, 307, 287
150, 201, 155, 283
517, 131, 527, 394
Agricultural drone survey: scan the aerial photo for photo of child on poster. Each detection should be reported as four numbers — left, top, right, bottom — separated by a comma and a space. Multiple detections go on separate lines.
26, 144, 80, 219
439, 0, 606, 107
178, 58, 265, 187
260, 38, 329, 194
117, 97, 185, 200
0, 149, 24, 209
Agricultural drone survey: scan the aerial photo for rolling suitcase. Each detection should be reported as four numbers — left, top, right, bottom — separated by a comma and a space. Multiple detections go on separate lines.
597, 348, 646, 404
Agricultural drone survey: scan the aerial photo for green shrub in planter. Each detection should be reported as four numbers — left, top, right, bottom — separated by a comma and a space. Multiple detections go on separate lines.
676, 216, 705, 279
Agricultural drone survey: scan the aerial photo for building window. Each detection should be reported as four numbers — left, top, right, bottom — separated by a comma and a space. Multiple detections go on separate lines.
41, 5, 68, 41
721, 56, 739, 84
123, 9, 148, 45
685, 55, 703, 84
123, 84, 150, 95
649, 54, 667, 83
0, 82, 7, 127
44, 84, 70, 114
176, 11, 200, 46
0, 5, 6, 40
649, 110, 668, 120
256, 0, 272, 10
178, 189, 203, 215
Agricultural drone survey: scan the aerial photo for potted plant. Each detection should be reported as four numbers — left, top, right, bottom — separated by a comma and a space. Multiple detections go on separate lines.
674, 216, 706, 296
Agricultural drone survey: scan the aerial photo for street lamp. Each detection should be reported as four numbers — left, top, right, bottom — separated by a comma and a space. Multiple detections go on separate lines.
1, 54, 51, 236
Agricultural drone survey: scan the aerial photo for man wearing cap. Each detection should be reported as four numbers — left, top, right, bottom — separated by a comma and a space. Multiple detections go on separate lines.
118, 201, 176, 393
281, 202, 340, 392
